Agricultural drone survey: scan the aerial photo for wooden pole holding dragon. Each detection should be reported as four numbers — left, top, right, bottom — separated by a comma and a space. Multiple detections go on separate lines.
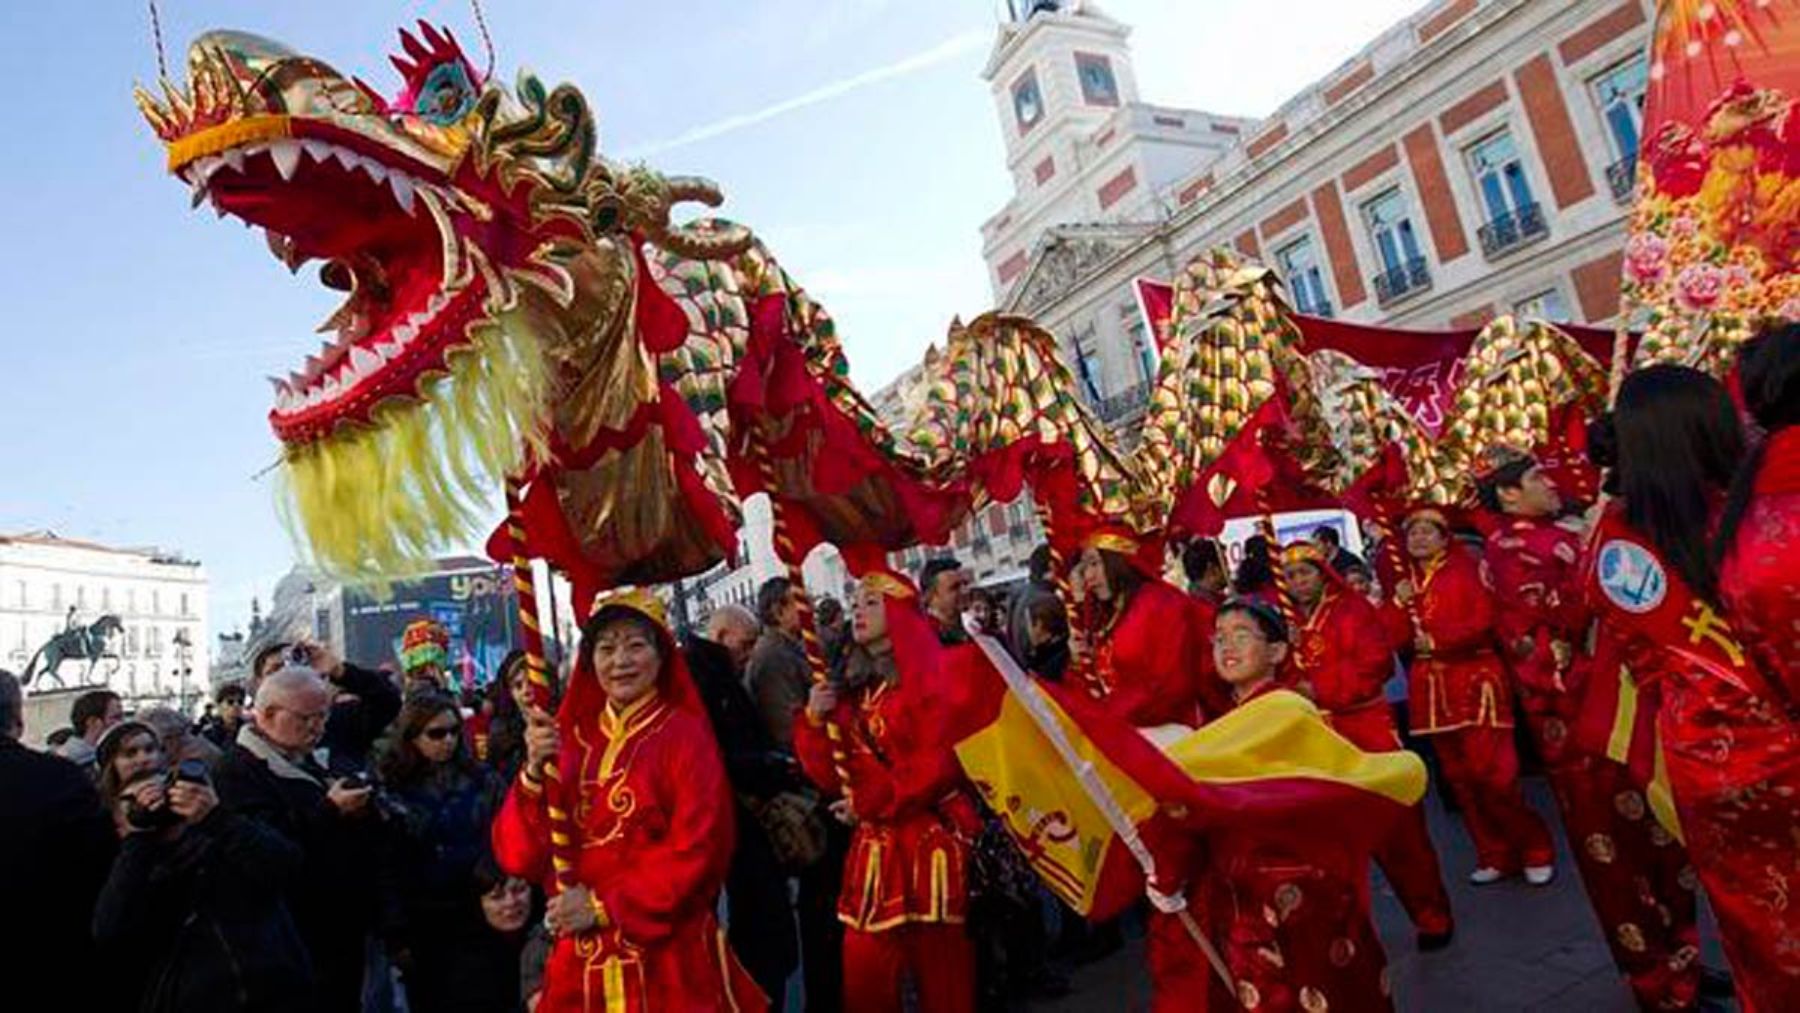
503, 478, 576, 893
749, 423, 856, 806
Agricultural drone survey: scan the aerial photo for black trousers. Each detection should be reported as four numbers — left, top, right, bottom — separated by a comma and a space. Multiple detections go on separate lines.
795, 822, 851, 1012
726, 808, 800, 1005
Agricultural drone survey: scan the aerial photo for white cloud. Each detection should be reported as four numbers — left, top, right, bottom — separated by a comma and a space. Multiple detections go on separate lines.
619, 29, 989, 159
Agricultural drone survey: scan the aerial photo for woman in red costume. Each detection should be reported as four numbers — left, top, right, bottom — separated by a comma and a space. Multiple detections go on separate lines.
491, 590, 764, 1013
1281, 542, 1455, 951
1719, 325, 1800, 704
1068, 527, 1229, 726
1207, 599, 1394, 1012
1385, 507, 1556, 886
1475, 447, 1702, 1008
1065, 524, 1231, 1005
1592, 362, 1800, 1009
794, 566, 981, 1013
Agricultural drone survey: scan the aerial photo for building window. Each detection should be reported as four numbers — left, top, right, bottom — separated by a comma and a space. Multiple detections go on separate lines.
1364, 189, 1430, 305
1071, 324, 1103, 403
14, 581, 24, 609
180, 592, 190, 617
126, 626, 140, 658
1275, 237, 1332, 317
126, 588, 136, 615
101, 587, 112, 612
51, 583, 62, 611
1591, 55, 1648, 200
1121, 303, 1156, 386
152, 590, 162, 615
75, 585, 87, 609
1468, 131, 1547, 258
1012, 69, 1043, 133
1075, 53, 1119, 106
1514, 288, 1572, 323
146, 625, 160, 657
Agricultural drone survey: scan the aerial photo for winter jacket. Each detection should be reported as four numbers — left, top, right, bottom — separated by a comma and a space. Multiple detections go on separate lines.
93, 811, 313, 1012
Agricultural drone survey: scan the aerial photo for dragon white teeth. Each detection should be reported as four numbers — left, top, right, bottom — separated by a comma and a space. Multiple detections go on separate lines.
375, 340, 402, 361
349, 346, 381, 375
426, 291, 448, 315
268, 140, 302, 181
389, 174, 416, 215
265, 375, 290, 393
360, 159, 389, 186
193, 155, 224, 181
189, 180, 209, 209
299, 139, 332, 163
220, 149, 246, 174
276, 390, 298, 414
331, 146, 360, 172
391, 322, 417, 345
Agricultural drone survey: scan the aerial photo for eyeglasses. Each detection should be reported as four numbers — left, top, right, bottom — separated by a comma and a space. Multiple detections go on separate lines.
421, 725, 460, 741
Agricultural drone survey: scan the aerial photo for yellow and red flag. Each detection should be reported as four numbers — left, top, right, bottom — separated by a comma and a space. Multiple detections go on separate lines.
947, 639, 1426, 919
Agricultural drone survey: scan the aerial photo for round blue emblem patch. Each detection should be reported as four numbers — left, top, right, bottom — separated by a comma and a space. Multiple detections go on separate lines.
1596, 539, 1666, 614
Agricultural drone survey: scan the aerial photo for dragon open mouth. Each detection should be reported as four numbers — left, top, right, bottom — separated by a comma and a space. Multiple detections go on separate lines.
178, 122, 486, 443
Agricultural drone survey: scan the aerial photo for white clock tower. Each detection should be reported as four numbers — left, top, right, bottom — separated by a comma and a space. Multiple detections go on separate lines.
979, 2, 1248, 300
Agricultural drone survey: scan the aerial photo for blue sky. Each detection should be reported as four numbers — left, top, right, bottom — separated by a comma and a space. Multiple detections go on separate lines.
0, 0, 1422, 639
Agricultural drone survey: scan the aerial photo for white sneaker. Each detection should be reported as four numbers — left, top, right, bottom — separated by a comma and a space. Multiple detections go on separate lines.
1468, 867, 1504, 885
1524, 864, 1555, 886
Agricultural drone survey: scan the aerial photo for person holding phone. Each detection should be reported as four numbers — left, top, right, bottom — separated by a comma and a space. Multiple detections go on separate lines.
250, 638, 402, 777
95, 717, 314, 1012
212, 665, 392, 1012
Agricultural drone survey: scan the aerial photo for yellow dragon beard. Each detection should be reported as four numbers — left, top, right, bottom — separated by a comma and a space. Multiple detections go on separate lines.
277, 313, 549, 588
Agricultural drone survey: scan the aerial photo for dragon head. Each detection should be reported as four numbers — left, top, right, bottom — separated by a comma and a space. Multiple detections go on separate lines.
138, 25, 749, 580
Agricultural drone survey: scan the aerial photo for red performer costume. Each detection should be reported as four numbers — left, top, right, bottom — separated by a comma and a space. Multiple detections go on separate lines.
1478, 450, 1700, 1008
1282, 543, 1454, 947
1074, 527, 1228, 727
1204, 602, 1394, 1012
793, 566, 980, 1013
1720, 425, 1800, 705
1587, 502, 1800, 1009
1067, 526, 1232, 1009
1384, 507, 1555, 882
491, 591, 764, 1013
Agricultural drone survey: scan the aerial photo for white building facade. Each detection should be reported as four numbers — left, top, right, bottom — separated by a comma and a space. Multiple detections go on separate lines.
1, 531, 209, 705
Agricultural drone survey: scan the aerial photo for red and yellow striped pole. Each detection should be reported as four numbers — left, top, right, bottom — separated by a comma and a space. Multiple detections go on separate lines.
749, 424, 854, 805
1034, 498, 1105, 699
504, 478, 576, 893
1256, 490, 1302, 634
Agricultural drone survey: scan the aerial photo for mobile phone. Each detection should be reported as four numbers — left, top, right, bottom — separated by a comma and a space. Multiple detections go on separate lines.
340, 772, 370, 791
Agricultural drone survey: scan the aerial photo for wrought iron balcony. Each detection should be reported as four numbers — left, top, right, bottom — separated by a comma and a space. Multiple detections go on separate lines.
1605, 156, 1637, 202
1294, 298, 1334, 319
1373, 256, 1432, 306
1477, 201, 1549, 259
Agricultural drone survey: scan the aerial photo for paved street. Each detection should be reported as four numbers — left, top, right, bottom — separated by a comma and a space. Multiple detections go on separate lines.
1034, 778, 1735, 1012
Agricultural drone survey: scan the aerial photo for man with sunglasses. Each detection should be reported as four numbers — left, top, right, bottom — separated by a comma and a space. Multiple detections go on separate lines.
213, 666, 391, 1012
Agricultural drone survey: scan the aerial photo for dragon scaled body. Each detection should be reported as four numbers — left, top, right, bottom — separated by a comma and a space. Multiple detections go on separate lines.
141, 25, 1619, 600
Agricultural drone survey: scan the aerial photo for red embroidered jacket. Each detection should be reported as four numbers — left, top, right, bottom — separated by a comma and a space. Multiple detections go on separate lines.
1383, 546, 1511, 734
795, 667, 980, 933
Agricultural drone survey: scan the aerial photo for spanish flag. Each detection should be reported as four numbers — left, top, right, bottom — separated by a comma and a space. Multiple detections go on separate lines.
947, 638, 1426, 919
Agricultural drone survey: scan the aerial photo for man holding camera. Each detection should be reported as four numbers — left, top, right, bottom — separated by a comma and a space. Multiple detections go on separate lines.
212, 665, 394, 1012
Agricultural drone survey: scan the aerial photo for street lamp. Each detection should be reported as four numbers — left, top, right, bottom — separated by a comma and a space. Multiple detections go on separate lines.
171, 628, 194, 714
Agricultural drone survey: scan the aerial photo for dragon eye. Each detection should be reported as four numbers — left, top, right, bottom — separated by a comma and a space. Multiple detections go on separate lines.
414, 61, 475, 125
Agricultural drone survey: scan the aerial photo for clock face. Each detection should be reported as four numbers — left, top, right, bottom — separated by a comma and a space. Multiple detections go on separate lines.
1014, 70, 1043, 130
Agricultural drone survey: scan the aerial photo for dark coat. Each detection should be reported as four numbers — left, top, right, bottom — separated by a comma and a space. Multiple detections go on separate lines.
92, 811, 314, 1013
684, 633, 801, 1003
747, 629, 811, 750
319, 662, 402, 775
0, 739, 115, 1011
211, 735, 393, 1012
386, 763, 508, 1013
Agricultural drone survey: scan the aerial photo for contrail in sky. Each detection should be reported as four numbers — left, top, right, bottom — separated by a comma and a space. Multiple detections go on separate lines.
619, 29, 988, 159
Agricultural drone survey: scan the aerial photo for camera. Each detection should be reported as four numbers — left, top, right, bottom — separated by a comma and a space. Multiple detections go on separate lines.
123, 760, 209, 831
286, 642, 313, 666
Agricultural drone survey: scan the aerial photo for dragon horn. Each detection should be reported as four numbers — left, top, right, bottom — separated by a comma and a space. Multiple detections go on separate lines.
629, 170, 753, 260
